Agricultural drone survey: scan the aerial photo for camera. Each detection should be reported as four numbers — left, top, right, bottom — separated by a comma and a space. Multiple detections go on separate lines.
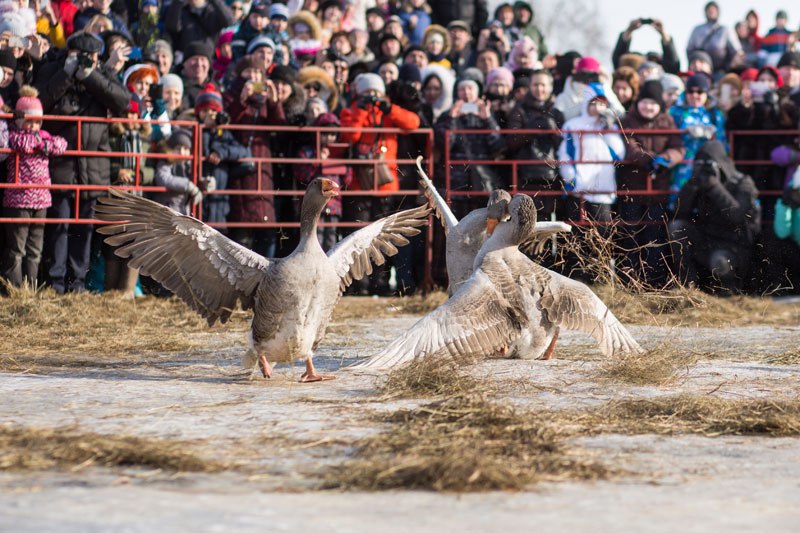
357, 93, 379, 108
216, 111, 230, 125
77, 52, 94, 69
148, 83, 162, 101
639, 18, 654, 25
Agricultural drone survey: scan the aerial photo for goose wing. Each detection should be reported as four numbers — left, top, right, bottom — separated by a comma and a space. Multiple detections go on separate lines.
522, 261, 642, 356
416, 156, 458, 235
327, 204, 430, 291
520, 221, 572, 254
360, 255, 528, 370
95, 189, 270, 325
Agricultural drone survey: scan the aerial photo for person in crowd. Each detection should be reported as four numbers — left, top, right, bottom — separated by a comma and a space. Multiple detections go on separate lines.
346, 28, 374, 65
435, 78, 505, 219
403, 44, 428, 71
552, 50, 580, 95
105, 97, 153, 297
484, 65, 514, 128
384, 14, 409, 49
504, 36, 541, 72
612, 18, 680, 74
35, 31, 129, 294
430, 0, 488, 39
231, 1, 270, 62
2, 87, 66, 289
377, 60, 398, 87
399, 0, 431, 46
611, 66, 639, 113
422, 24, 450, 69
637, 61, 663, 82
365, 6, 385, 54
714, 72, 742, 112
50, 0, 77, 37
420, 64, 454, 123
0, 49, 19, 108
759, 10, 790, 67
446, 20, 475, 78
100, 29, 133, 76
558, 83, 625, 225
179, 42, 216, 108
506, 68, 564, 218
287, 9, 323, 65
687, 50, 714, 76
660, 73, 684, 110
376, 32, 403, 66
475, 46, 501, 80
212, 30, 235, 83
131, 0, 162, 49
153, 128, 206, 216
340, 72, 420, 295
777, 51, 800, 125
123, 62, 170, 141
617, 80, 685, 288
492, 2, 520, 45
264, 3, 290, 63
477, 20, 511, 61
196, 83, 248, 226
686, 1, 743, 77
293, 111, 351, 251
512, 1, 547, 59
555, 56, 625, 121
735, 10, 761, 68
165, 0, 234, 53
668, 73, 726, 207
318, 50, 350, 110
297, 65, 338, 115
227, 74, 286, 258
668, 140, 761, 293
73, 0, 131, 38
161, 73, 185, 119
145, 39, 173, 78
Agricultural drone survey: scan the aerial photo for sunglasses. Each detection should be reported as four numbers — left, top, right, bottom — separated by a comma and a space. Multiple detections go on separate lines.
686, 89, 706, 95
305, 82, 322, 92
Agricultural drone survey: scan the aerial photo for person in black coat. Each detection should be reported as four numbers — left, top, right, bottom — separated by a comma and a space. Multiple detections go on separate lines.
165, 0, 235, 53
34, 32, 131, 294
612, 18, 681, 74
667, 140, 761, 294
431, 0, 489, 40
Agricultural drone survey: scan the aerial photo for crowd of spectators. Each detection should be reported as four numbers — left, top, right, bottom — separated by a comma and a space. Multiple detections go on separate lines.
0, 0, 799, 297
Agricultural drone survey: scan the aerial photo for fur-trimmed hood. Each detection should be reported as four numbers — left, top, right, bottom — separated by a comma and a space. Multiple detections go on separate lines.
288, 9, 322, 41
422, 24, 451, 56
296, 65, 338, 111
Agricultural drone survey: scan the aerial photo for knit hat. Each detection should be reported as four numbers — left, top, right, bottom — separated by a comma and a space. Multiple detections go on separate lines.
66, 31, 104, 53
457, 78, 479, 95
688, 50, 713, 67
486, 66, 514, 90
15, 85, 42, 117
195, 83, 223, 112
740, 68, 758, 81
353, 72, 385, 95
270, 64, 297, 85
183, 42, 213, 62
127, 96, 141, 117
460, 67, 484, 94
685, 73, 710, 93
305, 97, 328, 113
659, 73, 684, 94
636, 80, 664, 109
314, 111, 339, 127
269, 2, 289, 19
167, 128, 193, 150
398, 63, 421, 83
246, 35, 275, 54
575, 56, 600, 73
249, 2, 270, 17
0, 48, 16, 71
162, 73, 183, 92
777, 51, 800, 69
123, 63, 160, 87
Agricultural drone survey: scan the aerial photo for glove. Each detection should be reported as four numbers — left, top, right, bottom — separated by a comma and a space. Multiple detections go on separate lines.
687, 124, 715, 140
75, 65, 94, 81
200, 175, 217, 193
377, 99, 392, 114
188, 183, 203, 206
651, 155, 670, 170
63, 54, 78, 76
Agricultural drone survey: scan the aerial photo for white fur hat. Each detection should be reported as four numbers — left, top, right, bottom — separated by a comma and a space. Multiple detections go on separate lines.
353, 72, 385, 96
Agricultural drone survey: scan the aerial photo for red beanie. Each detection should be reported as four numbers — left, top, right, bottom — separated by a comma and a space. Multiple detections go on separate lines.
195, 83, 223, 112
576, 56, 601, 73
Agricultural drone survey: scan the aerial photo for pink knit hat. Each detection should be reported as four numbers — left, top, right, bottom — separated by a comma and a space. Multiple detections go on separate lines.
486, 67, 514, 90
15, 85, 42, 117
576, 56, 601, 73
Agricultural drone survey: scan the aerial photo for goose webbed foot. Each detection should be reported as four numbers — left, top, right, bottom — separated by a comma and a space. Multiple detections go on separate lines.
299, 357, 336, 383
537, 328, 559, 361
258, 351, 272, 378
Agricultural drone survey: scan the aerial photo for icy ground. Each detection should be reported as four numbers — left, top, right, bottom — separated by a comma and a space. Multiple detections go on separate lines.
1, 314, 799, 532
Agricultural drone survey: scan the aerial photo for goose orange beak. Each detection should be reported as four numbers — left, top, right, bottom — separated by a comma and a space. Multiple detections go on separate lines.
486, 217, 499, 236
321, 179, 340, 198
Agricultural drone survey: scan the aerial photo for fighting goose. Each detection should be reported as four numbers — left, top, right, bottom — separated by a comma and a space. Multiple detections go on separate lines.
360, 194, 642, 370
95, 179, 430, 382
415, 157, 571, 295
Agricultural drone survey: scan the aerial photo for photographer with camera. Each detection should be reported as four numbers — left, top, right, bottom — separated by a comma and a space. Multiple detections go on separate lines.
34, 31, 130, 294
668, 140, 760, 294
612, 18, 681, 74
122, 63, 172, 142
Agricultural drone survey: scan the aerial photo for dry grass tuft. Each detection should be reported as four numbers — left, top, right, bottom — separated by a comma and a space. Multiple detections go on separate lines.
332, 293, 449, 320
765, 349, 800, 366
592, 395, 800, 437
595, 345, 699, 386
379, 357, 480, 399
0, 425, 227, 472
0, 285, 249, 368
323, 393, 609, 492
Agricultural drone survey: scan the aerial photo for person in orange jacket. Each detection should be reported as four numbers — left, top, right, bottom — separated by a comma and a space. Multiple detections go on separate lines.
339, 72, 420, 294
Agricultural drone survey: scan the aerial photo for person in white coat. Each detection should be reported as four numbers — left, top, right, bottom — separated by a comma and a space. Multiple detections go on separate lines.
558, 82, 625, 224
555, 56, 625, 121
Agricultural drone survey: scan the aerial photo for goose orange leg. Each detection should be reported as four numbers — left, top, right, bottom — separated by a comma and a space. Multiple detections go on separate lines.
257, 349, 272, 378
299, 357, 336, 383
538, 328, 560, 361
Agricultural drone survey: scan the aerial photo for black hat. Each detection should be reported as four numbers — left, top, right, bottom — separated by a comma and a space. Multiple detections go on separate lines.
167, 128, 193, 150
685, 73, 710, 93
695, 140, 736, 180
777, 51, 800, 69
637, 80, 664, 109
183, 42, 213, 62
249, 2, 270, 17
320, 0, 342, 12
269, 64, 297, 85
398, 63, 422, 83
100, 30, 133, 48
365, 7, 383, 18
402, 44, 425, 59
0, 49, 17, 71
379, 32, 401, 46
66, 31, 104, 53
513, 1, 532, 14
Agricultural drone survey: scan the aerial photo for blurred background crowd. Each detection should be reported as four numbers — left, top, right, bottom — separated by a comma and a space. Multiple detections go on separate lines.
1, 0, 799, 297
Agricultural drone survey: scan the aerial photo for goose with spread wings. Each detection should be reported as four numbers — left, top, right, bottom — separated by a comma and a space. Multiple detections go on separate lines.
95, 179, 430, 382
415, 157, 571, 295
360, 194, 642, 370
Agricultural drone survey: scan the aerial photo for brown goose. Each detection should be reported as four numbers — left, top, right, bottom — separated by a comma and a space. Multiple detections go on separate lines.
95, 179, 430, 382
416, 157, 571, 295
360, 194, 642, 370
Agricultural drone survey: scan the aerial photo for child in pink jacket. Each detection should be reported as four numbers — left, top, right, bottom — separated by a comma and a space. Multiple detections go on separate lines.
1, 86, 67, 287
